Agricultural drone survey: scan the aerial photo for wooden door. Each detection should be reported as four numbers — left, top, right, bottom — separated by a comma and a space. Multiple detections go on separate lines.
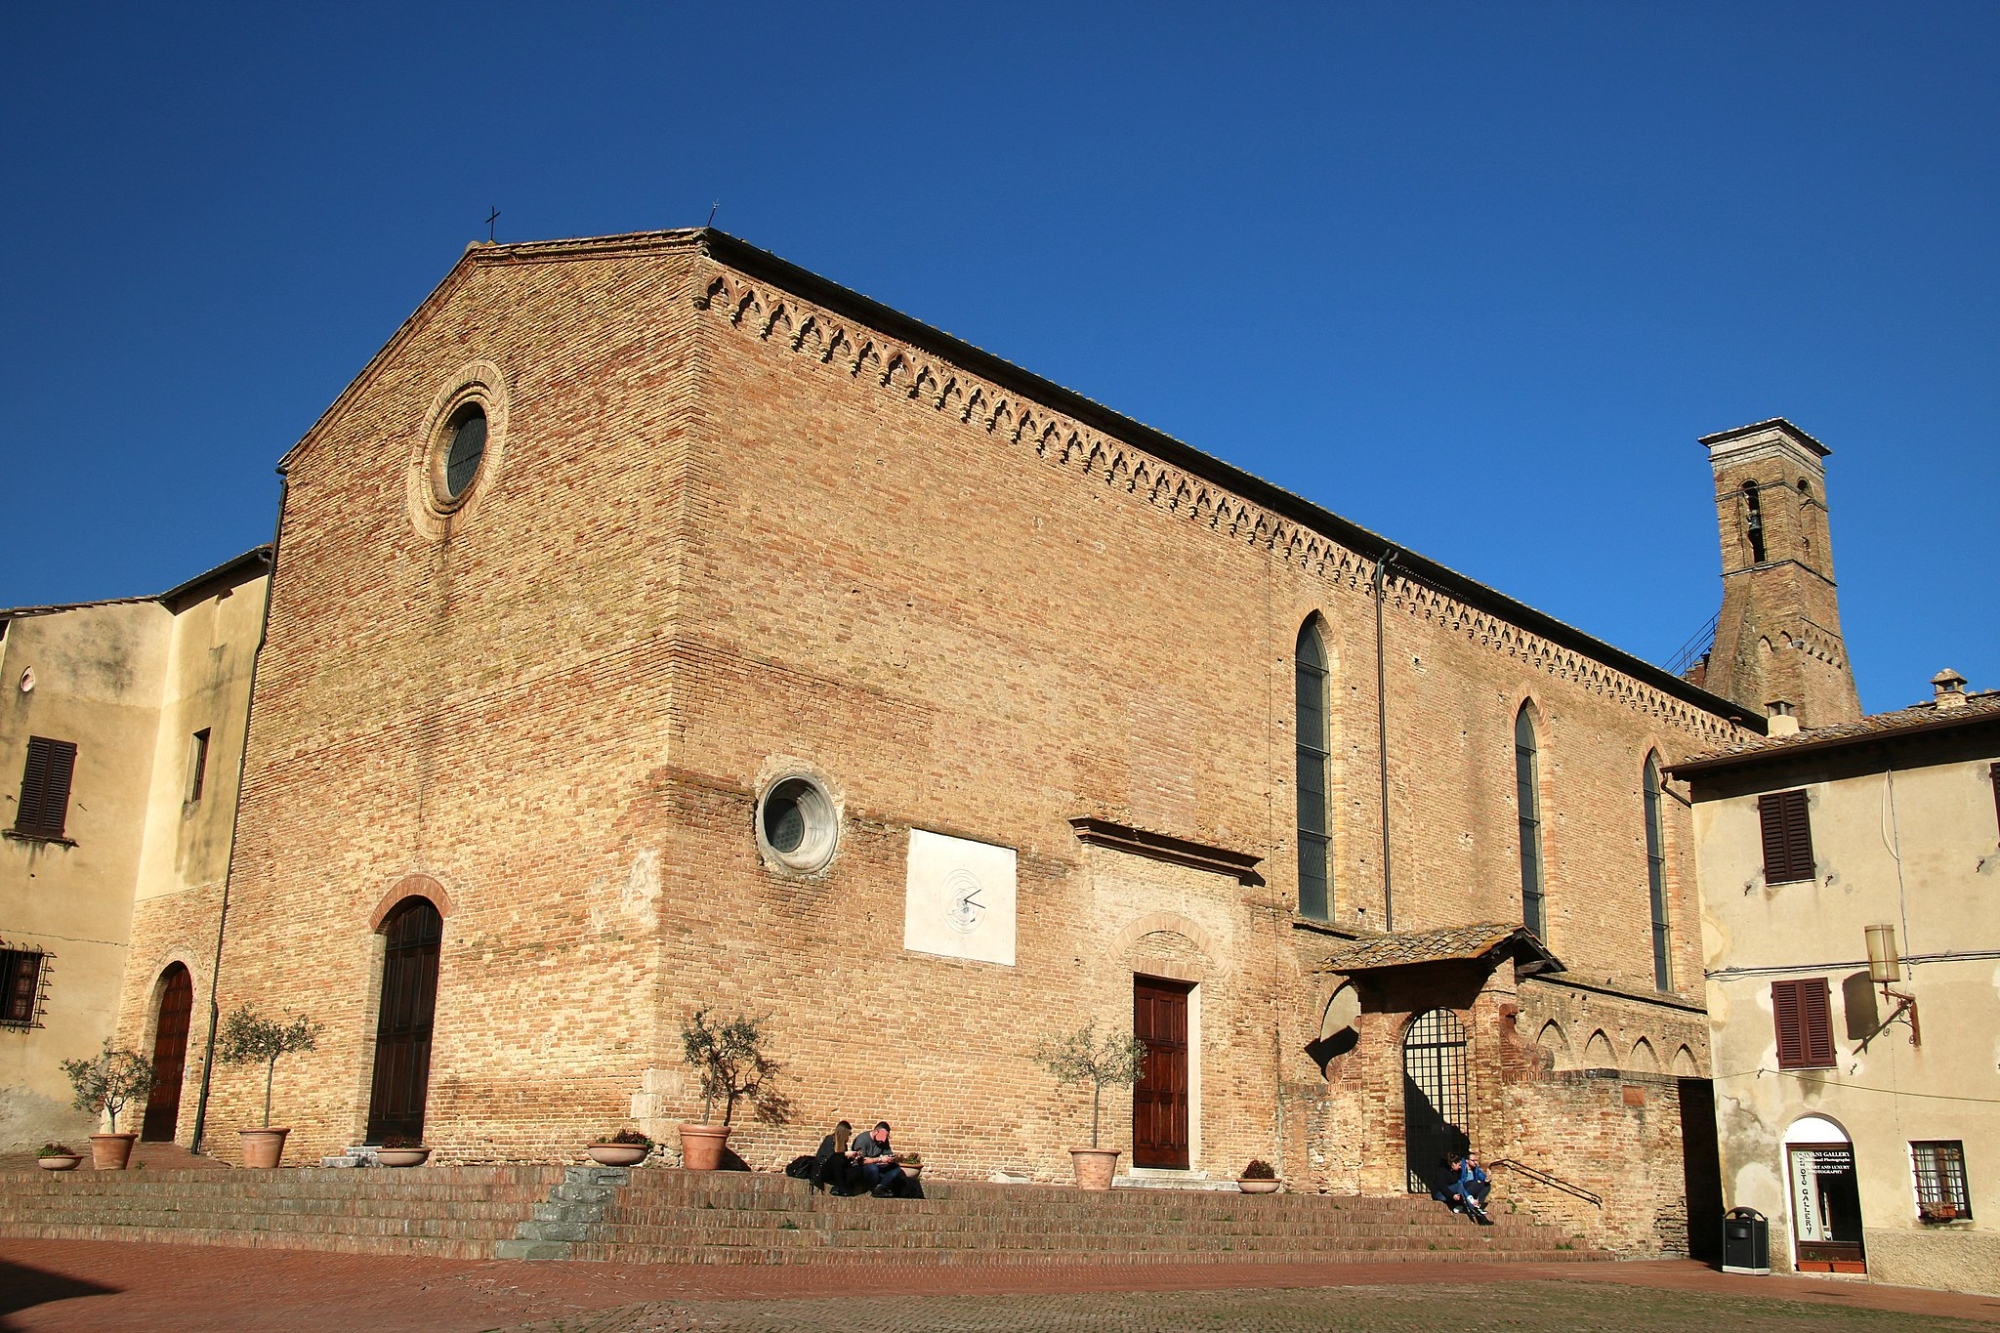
366, 898, 443, 1144
1133, 976, 1192, 1169
140, 964, 193, 1141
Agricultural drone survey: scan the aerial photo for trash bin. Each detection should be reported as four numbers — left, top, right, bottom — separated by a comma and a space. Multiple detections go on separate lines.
1722, 1207, 1769, 1274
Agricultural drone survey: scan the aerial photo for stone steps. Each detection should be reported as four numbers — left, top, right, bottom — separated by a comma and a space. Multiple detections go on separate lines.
0, 1165, 566, 1260
0, 1166, 1605, 1268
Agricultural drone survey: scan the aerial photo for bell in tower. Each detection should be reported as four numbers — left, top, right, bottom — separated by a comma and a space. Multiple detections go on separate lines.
1697, 419, 1862, 731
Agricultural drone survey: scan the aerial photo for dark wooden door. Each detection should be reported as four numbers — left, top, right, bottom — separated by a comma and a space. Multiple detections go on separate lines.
140, 964, 193, 1142
1133, 976, 1192, 1169
366, 898, 443, 1144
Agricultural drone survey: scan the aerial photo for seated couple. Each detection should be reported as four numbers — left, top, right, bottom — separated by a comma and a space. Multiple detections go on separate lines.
1431, 1149, 1493, 1224
813, 1120, 921, 1198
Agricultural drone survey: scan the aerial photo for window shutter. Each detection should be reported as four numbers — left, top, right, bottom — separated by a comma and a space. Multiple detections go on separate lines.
1772, 977, 1833, 1069
39, 740, 76, 837
15, 741, 49, 832
1772, 979, 1806, 1068
1801, 978, 1836, 1067
1758, 789, 1814, 883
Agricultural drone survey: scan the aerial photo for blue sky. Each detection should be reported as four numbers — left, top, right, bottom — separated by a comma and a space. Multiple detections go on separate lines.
2, 3, 1993, 712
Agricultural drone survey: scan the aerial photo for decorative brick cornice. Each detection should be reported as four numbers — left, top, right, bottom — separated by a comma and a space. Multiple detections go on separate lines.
697, 263, 1747, 747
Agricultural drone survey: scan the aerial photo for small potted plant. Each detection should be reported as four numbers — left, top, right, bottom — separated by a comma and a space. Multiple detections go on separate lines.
375, 1133, 431, 1168
588, 1128, 654, 1167
1031, 1020, 1147, 1190
36, 1142, 83, 1172
897, 1151, 924, 1183
677, 1009, 786, 1170
216, 1004, 322, 1168
60, 1042, 155, 1171
1238, 1159, 1281, 1194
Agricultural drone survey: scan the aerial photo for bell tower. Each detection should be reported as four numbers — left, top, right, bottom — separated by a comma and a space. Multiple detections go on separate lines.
1698, 418, 1862, 731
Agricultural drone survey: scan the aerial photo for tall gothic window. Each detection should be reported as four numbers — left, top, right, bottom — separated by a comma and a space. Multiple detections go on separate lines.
1515, 706, 1545, 938
1296, 619, 1332, 921
1644, 753, 1671, 990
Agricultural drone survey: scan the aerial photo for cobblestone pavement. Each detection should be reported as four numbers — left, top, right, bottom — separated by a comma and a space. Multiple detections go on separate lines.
3, 1240, 1996, 1332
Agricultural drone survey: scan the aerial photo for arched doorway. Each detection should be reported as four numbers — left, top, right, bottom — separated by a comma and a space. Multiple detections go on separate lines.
365, 897, 443, 1144
140, 964, 193, 1142
1403, 1008, 1469, 1193
1784, 1115, 1866, 1271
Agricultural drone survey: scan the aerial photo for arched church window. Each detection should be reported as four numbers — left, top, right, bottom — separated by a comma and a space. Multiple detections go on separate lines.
1295, 619, 1332, 921
1515, 706, 1546, 939
1644, 752, 1671, 990
1743, 482, 1766, 563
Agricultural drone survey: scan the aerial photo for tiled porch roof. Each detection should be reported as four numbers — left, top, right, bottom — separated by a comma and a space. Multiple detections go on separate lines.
1315, 922, 1564, 977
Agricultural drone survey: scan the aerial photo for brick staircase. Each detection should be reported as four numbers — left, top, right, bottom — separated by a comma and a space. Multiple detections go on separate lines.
570, 1173, 1603, 1267
0, 1166, 1606, 1266
0, 1165, 567, 1259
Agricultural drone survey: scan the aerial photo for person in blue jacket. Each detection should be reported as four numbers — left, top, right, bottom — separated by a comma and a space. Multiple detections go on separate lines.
1433, 1149, 1493, 1224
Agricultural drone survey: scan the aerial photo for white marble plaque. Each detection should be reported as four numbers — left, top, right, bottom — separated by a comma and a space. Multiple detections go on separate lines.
903, 828, 1016, 966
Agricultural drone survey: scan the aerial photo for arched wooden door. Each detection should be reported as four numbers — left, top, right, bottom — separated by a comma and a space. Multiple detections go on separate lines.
365, 898, 443, 1144
140, 964, 193, 1141
1403, 1008, 1469, 1193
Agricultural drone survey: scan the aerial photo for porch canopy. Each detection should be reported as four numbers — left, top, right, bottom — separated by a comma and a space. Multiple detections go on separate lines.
1314, 921, 1565, 978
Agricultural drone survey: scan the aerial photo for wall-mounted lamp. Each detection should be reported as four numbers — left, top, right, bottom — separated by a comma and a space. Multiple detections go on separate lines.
1865, 923, 1920, 1047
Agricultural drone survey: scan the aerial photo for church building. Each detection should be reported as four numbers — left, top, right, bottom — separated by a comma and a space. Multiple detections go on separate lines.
110, 229, 1761, 1253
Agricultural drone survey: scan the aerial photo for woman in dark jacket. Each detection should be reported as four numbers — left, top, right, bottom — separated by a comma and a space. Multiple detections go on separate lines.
812, 1120, 856, 1194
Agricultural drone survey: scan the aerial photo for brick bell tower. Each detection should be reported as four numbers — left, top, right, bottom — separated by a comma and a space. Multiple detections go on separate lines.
1698, 418, 1863, 732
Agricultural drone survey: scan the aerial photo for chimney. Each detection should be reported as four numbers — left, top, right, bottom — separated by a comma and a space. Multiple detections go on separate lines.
1766, 700, 1800, 737
1932, 669, 1969, 710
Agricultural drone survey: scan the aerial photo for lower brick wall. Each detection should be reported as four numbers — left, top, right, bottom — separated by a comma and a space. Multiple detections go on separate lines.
1503, 1069, 1691, 1255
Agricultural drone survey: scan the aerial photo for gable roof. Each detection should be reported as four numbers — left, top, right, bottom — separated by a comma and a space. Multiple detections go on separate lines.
1315, 922, 1564, 977
276, 226, 1759, 730
1671, 689, 2000, 777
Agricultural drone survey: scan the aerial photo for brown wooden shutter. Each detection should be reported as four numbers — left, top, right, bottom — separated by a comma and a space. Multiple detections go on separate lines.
14, 737, 78, 839
1773, 977, 1833, 1069
1758, 789, 1814, 883
1990, 763, 1999, 839
1772, 979, 1806, 1067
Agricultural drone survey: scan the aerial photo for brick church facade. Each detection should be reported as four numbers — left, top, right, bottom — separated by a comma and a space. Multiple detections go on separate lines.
113, 229, 1759, 1252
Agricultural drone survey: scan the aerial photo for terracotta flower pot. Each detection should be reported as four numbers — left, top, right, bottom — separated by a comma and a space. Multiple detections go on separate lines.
37, 1155, 82, 1172
677, 1124, 730, 1170
899, 1163, 923, 1182
375, 1147, 431, 1168
1069, 1147, 1120, 1191
239, 1127, 290, 1169
89, 1133, 137, 1171
588, 1142, 650, 1167
1237, 1177, 1281, 1194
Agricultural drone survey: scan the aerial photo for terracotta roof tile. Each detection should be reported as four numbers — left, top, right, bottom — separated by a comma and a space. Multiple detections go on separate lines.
1316, 922, 1562, 975
1674, 690, 2000, 772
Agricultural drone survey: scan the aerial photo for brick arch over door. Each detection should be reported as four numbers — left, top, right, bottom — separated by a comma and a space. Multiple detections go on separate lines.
370, 874, 453, 930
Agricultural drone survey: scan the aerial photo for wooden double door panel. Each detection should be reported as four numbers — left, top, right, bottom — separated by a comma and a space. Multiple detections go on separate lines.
1133, 976, 1192, 1170
366, 899, 443, 1144
141, 964, 193, 1142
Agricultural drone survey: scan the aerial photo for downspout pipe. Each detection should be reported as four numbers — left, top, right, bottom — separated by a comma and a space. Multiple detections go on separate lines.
190, 470, 286, 1155
1373, 547, 1399, 932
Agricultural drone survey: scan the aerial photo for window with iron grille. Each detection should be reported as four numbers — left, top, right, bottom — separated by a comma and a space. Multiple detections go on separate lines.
1, 949, 46, 1027
1771, 977, 1835, 1069
1757, 788, 1815, 884
1913, 1141, 1971, 1221
12, 736, 78, 841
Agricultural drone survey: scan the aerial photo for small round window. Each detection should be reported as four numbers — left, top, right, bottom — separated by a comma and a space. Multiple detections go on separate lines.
756, 775, 837, 873
439, 405, 488, 503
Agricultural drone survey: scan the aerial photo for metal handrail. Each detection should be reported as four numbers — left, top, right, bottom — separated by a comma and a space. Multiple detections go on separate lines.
1490, 1158, 1603, 1209
1665, 611, 1720, 678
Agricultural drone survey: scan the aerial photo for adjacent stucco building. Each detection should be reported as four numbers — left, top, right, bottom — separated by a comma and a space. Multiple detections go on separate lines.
1677, 670, 2000, 1291
0, 551, 267, 1150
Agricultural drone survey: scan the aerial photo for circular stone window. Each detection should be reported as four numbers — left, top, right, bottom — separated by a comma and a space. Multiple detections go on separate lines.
756, 776, 837, 873
435, 403, 489, 505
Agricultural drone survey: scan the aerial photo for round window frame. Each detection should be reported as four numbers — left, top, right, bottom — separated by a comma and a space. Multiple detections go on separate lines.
407, 361, 509, 540
754, 773, 839, 875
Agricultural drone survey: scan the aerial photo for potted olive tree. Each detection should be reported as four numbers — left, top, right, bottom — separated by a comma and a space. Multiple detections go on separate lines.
1031, 1020, 1147, 1190
677, 1009, 785, 1169
60, 1042, 154, 1170
217, 1004, 321, 1168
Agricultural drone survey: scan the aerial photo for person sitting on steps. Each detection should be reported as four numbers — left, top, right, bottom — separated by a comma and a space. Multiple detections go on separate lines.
1434, 1149, 1493, 1224
811, 1119, 858, 1195
848, 1120, 918, 1198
